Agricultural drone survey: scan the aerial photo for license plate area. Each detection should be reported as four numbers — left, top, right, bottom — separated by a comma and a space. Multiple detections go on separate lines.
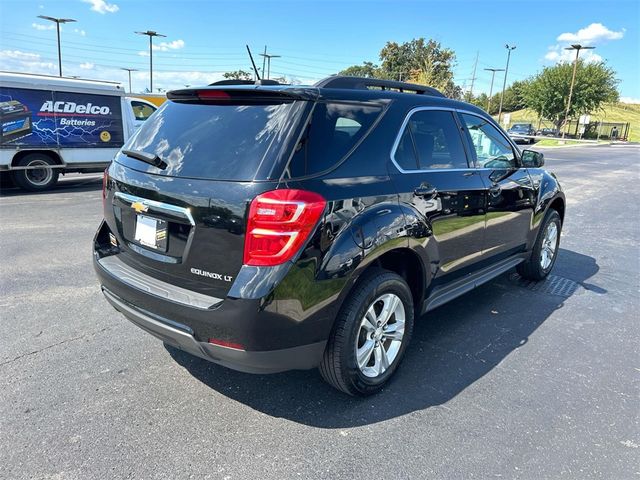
134, 214, 168, 251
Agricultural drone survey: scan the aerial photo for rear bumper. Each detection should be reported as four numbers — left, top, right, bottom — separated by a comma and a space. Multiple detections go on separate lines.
101, 287, 326, 374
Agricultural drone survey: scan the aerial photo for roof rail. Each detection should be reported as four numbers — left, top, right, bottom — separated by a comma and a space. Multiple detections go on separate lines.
209, 79, 282, 86
314, 75, 445, 97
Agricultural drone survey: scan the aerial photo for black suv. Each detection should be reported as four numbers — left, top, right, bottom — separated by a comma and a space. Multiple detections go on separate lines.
507, 123, 536, 144
94, 76, 564, 396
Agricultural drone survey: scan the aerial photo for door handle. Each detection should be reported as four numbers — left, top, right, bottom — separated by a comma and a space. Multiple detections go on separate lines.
414, 185, 438, 198
489, 184, 502, 196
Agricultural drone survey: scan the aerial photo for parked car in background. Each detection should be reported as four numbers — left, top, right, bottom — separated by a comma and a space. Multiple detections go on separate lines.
507, 123, 536, 144
0, 72, 157, 191
536, 127, 560, 137
94, 76, 565, 396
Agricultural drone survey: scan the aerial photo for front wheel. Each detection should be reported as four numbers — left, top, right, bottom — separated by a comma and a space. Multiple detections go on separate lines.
12, 154, 59, 192
517, 209, 562, 280
319, 269, 414, 396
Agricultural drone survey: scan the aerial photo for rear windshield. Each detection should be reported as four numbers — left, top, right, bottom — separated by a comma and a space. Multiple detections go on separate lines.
117, 100, 302, 181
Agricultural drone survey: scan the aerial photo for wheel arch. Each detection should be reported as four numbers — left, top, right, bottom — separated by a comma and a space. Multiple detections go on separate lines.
11, 150, 63, 167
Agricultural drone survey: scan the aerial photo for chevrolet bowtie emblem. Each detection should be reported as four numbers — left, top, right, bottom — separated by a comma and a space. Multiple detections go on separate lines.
131, 201, 149, 213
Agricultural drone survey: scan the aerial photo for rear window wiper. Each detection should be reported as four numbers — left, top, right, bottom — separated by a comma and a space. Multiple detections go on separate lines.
122, 149, 167, 169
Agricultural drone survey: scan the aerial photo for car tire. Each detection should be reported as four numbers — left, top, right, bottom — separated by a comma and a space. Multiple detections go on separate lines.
12, 154, 59, 192
517, 209, 562, 281
319, 268, 414, 396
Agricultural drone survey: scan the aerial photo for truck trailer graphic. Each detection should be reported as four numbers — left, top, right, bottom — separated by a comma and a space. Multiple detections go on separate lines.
0, 99, 32, 143
0, 87, 124, 148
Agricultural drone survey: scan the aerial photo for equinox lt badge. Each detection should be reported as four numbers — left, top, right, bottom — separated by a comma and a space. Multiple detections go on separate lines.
190, 268, 233, 283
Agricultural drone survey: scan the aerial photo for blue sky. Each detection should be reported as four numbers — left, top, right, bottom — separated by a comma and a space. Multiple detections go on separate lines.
1, 0, 638, 101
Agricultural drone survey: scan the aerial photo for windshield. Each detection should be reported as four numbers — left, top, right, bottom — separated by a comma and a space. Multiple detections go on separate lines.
116, 99, 303, 181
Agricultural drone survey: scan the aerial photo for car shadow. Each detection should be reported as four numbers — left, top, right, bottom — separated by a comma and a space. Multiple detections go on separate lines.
0, 175, 103, 197
166, 248, 603, 428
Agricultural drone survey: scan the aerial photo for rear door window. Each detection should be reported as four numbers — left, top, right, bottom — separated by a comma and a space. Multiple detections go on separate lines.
118, 99, 303, 181
392, 109, 469, 170
286, 102, 383, 178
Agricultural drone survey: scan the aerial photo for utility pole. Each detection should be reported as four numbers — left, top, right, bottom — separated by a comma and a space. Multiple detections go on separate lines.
37, 15, 76, 77
561, 44, 595, 138
497, 44, 516, 124
259, 49, 281, 80
121, 68, 138, 93
135, 30, 166, 92
261, 46, 267, 79
484, 68, 505, 113
468, 51, 479, 98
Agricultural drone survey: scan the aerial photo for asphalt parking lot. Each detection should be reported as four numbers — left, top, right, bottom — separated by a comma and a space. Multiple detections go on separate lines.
1, 144, 638, 479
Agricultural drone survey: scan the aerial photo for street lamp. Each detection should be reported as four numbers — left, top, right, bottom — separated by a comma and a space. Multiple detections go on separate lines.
484, 68, 505, 113
561, 44, 595, 138
259, 52, 281, 80
497, 44, 516, 124
135, 30, 166, 92
121, 68, 138, 93
37, 15, 76, 77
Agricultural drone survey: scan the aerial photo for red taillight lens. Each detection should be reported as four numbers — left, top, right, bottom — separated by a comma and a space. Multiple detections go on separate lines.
196, 89, 231, 101
243, 189, 326, 267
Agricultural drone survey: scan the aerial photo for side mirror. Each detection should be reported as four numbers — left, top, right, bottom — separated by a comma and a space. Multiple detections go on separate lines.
521, 149, 544, 168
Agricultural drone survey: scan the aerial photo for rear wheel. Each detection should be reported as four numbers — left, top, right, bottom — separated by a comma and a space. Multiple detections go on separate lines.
517, 209, 562, 281
12, 154, 59, 191
319, 268, 414, 396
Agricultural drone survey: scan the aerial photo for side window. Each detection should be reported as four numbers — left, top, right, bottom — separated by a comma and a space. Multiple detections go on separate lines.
393, 110, 469, 171
287, 102, 382, 178
460, 113, 516, 168
130, 101, 157, 121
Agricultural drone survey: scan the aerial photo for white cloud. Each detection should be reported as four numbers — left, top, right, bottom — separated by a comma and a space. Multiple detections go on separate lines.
544, 44, 603, 64
557, 23, 625, 44
79, 62, 94, 69
81, 0, 119, 14
153, 39, 185, 52
543, 23, 623, 66
138, 50, 149, 57
620, 97, 640, 104
74, 28, 87, 36
32, 22, 55, 31
38, 4, 45, 9
0, 50, 42, 61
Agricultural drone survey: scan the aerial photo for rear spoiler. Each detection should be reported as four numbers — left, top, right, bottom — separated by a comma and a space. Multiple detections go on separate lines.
167, 87, 318, 104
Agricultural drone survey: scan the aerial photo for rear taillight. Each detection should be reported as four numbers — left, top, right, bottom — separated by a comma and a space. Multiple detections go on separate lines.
243, 189, 326, 267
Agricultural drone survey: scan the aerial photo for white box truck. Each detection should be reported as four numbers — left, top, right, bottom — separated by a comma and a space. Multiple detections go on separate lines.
0, 72, 157, 191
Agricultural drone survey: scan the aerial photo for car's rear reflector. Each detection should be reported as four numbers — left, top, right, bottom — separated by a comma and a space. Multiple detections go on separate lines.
208, 338, 245, 351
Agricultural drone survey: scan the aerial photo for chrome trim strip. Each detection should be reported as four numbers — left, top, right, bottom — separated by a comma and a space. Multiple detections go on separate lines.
114, 192, 195, 226
98, 255, 223, 309
389, 106, 521, 174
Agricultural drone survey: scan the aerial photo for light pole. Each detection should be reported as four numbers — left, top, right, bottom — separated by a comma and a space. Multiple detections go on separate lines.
121, 68, 138, 93
561, 44, 595, 138
135, 30, 166, 92
484, 67, 504, 113
259, 52, 281, 80
497, 44, 516, 124
37, 15, 76, 77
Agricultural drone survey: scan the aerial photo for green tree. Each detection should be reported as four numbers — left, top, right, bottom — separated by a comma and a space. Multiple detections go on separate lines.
523, 60, 619, 129
339, 61, 380, 78
222, 69, 253, 81
339, 38, 461, 98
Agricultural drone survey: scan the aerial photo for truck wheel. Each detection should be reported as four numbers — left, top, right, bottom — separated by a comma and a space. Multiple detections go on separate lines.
319, 268, 414, 396
517, 209, 562, 281
12, 154, 59, 192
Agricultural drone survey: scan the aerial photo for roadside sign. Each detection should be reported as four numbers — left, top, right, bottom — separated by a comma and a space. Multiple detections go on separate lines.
579, 114, 591, 125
